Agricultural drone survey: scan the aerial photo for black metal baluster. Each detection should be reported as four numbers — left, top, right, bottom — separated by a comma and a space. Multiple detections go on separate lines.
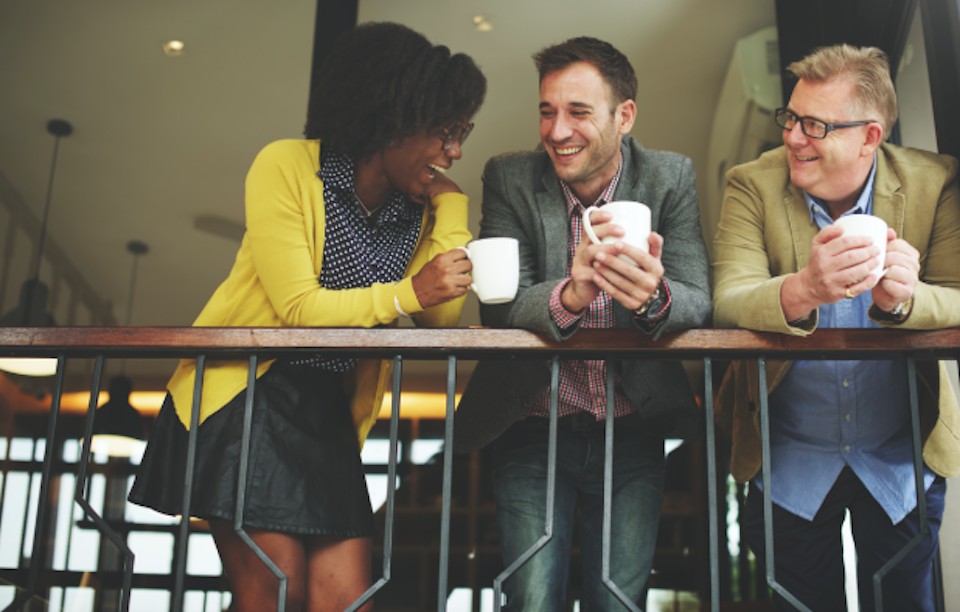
231, 355, 287, 611
704, 357, 719, 612
601, 361, 640, 611
494, 356, 560, 611
437, 355, 457, 610
872, 356, 929, 611
74, 355, 134, 610
346, 355, 403, 611
758, 356, 809, 611
172, 355, 205, 612
3, 354, 66, 612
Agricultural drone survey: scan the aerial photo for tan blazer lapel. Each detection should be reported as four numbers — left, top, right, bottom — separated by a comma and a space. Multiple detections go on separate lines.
783, 183, 818, 272
871, 148, 906, 236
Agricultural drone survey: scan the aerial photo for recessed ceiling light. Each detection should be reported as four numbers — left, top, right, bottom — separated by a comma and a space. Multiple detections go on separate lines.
162, 40, 185, 56
472, 16, 493, 31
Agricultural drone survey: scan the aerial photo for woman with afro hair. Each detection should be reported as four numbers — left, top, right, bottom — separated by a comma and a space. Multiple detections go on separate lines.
130, 22, 486, 611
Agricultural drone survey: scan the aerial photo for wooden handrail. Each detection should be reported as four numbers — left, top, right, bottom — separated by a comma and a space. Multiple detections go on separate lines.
1, 326, 959, 361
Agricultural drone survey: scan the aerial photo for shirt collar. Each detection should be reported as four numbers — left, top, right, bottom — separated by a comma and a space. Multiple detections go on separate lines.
560, 149, 625, 216
318, 144, 419, 224
804, 153, 878, 228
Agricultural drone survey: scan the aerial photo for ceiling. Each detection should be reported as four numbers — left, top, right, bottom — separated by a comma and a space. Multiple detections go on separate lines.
0, 0, 776, 387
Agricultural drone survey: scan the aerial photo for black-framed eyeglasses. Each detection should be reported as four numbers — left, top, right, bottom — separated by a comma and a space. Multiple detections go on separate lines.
439, 122, 474, 150
775, 108, 873, 139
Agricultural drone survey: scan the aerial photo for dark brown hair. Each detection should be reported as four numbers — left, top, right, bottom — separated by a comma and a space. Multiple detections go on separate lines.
533, 37, 637, 109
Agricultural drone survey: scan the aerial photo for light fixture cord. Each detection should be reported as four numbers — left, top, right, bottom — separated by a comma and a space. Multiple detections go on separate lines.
31, 134, 62, 283
125, 254, 140, 327
119, 253, 140, 376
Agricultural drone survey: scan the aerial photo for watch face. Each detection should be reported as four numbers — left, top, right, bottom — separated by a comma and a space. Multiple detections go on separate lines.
635, 288, 661, 316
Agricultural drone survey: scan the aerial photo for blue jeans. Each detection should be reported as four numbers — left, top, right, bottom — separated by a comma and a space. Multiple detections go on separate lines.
492, 414, 665, 612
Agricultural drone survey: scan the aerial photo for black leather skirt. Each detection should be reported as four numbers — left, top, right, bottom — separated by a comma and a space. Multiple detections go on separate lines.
128, 361, 376, 537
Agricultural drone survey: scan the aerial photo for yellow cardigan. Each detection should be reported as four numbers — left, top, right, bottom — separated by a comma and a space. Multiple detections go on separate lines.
167, 139, 470, 445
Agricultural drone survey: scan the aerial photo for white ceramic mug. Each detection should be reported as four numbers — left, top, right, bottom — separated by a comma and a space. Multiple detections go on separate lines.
458, 237, 519, 304
834, 214, 889, 285
582, 201, 651, 265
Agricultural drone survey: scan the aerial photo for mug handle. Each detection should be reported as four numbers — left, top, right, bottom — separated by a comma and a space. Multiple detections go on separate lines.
581, 205, 602, 245
456, 246, 477, 293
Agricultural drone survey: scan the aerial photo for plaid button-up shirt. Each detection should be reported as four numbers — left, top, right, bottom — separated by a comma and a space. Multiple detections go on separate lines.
524, 154, 634, 421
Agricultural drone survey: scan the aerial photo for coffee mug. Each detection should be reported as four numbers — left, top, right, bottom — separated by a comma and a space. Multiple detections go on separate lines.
458, 237, 519, 304
582, 201, 651, 265
834, 214, 889, 284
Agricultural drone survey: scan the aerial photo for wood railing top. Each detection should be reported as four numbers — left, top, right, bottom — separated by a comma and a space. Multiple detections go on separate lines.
1, 326, 959, 361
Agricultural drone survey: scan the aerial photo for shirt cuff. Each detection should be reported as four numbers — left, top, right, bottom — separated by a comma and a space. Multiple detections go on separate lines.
550, 278, 584, 330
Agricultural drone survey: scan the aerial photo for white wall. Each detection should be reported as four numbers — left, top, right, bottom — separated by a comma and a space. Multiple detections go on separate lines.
896, 7, 960, 607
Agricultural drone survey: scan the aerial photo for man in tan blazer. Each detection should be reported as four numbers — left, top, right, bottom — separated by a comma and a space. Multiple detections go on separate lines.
713, 44, 960, 610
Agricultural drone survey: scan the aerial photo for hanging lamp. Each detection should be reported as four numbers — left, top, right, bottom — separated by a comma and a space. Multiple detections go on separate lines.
0, 119, 73, 377
90, 241, 149, 458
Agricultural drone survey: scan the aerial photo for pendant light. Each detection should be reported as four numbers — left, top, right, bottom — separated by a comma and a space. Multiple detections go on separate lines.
90, 241, 149, 457
0, 119, 73, 377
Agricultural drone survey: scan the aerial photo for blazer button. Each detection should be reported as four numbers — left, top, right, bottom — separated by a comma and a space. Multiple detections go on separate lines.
520, 397, 529, 408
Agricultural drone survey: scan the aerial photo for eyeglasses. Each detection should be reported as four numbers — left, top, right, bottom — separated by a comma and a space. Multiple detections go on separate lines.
775, 108, 873, 139
439, 122, 474, 150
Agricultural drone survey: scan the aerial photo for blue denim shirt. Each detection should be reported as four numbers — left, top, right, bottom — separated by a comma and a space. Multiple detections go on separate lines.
757, 158, 934, 523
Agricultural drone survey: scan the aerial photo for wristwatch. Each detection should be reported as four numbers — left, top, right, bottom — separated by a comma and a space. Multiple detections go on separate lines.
635, 287, 662, 317
887, 300, 909, 321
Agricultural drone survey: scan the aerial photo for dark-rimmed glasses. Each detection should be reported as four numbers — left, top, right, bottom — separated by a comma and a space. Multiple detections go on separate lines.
439, 122, 474, 150
775, 108, 874, 139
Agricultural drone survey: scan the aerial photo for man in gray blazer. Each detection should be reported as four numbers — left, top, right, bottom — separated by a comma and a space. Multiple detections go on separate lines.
455, 37, 711, 610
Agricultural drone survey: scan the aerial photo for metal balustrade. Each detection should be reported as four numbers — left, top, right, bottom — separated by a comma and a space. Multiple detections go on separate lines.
1, 325, 958, 611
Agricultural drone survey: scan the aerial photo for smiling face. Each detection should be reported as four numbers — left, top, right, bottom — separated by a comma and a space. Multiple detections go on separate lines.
539, 62, 636, 203
375, 125, 463, 204
783, 78, 883, 216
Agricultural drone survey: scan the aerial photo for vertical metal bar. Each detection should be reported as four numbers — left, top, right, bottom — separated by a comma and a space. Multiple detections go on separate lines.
601, 361, 640, 611
933, 546, 945, 612
346, 355, 403, 611
74, 355, 134, 611
231, 355, 287, 612
703, 357, 720, 612
493, 356, 559, 611
437, 355, 457, 610
757, 356, 810, 611
0, 431, 13, 566
3, 354, 66, 612
872, 356, 929, 611
172, 355, 206, 612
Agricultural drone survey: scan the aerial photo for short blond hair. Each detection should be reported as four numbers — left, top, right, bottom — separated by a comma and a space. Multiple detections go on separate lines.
787, 44, 898, 139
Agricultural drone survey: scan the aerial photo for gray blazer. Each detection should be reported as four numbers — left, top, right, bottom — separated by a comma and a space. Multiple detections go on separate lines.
454, 136, 712, 453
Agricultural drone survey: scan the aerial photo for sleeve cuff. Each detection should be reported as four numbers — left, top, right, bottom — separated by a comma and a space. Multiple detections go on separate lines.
394, 278, 424, 317
550, 278, 583, 330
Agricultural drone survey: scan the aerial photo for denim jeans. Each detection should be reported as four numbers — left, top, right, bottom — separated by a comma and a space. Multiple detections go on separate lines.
492, 414, 665, 612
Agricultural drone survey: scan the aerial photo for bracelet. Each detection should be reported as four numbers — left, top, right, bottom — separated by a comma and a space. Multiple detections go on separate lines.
394, 295, 410, 318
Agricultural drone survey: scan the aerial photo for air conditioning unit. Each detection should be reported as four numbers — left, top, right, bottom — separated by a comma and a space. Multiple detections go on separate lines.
703, 26, 783, 253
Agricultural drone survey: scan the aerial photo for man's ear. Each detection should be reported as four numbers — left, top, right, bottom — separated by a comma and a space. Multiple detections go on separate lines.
862, 121, 884, 155
617, 99, 637, 135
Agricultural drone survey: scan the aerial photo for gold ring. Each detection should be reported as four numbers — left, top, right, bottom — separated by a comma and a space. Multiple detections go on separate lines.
845, 288, 855, 299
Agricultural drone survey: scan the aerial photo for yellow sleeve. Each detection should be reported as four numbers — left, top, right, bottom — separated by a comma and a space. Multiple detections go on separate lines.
244, 141, 470, 328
